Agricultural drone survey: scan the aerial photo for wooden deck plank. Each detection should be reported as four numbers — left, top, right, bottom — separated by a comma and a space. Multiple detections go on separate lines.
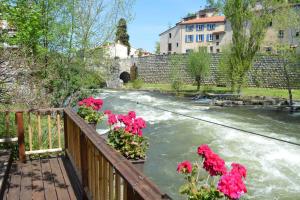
4, 156, 79, 200
19, 162, 32, 200
49, 157, 70, 200
6, 162, 21, 200
58, 157, 77, 200
31, 158, 45, 200
41, 158, 58, 200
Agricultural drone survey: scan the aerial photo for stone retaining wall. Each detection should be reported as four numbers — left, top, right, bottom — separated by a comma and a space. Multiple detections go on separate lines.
117, 54, 300, 89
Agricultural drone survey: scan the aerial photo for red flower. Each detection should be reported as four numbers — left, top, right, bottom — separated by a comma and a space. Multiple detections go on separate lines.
217, 172, 247, 199
104, 110, 112, 115
197, 144, 213, 158
203, 152, 227, 176
128, 111, 136, 119
78, 97, 103, 111
108, 114, 117, 125
230, 163, 247, 179
177, 161, 192, 174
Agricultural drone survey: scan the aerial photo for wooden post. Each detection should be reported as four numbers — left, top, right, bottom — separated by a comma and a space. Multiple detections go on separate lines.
63, 111, 68, 149
16, 112, 26, 163
80, 131, 88, 200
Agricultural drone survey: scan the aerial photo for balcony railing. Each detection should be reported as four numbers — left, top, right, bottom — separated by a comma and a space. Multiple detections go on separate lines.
0, 108, 172, 200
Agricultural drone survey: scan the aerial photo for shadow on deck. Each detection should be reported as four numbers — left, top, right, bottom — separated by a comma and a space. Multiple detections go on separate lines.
2, 155, 82, 200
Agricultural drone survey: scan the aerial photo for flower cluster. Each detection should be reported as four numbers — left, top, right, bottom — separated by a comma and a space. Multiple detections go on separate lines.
77, 97, 104, 123
105, 110, 146, 136
177, 144, 247, 200
217, 163, 247, 200
177, 160, 192, 174
104, 110, 149, 160
78, 97, 103, 111
198, 145, 227, 176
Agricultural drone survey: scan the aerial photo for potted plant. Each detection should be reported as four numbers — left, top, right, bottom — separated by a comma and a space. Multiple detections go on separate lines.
77, 97, 104, 128
177, 144, 247, 200
104, 110, 149, 172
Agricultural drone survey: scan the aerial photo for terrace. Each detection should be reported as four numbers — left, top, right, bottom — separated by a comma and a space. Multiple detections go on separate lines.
0, 108, 171, 200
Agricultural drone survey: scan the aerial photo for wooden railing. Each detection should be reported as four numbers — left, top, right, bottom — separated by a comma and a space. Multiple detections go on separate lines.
0, 108, 64, 162
0, 108, 172, 199
64, 107, 171, 200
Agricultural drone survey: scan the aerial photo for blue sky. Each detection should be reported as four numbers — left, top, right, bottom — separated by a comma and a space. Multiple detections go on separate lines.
128, 0, 208, 53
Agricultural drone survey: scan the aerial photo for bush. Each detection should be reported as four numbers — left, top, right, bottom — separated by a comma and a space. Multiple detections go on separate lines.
132, 79, 144, 89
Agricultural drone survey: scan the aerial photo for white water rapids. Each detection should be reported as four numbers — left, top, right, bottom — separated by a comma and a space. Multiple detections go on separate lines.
96, 90, 300, 200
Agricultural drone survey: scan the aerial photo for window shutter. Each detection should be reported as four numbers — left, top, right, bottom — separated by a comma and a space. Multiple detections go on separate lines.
201, 34, 204, 42
206, 34, 209, 41
196, 35, 199, 42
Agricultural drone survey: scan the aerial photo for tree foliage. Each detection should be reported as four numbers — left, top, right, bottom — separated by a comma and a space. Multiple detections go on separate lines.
187, 47, 211, 91
115, 18, 131, 55
217, 0, 291, 93
1, 0, 134, 107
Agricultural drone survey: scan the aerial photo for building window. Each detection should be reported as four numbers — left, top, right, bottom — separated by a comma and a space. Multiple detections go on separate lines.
210, 46, 213, 53
207, 24, 216, 31
176, 43, 179, 47
185, 35, 194, 43
186, 49, 193, 53
296, 32, 299, 37
196, 24, 205, 31
196, 34, 204, 42
278, 30, 284, 38
185, 25, 194, 32
215, 34, 219, 40
169, 33, 172, 38
168, 43, 172, 51
216, 42, 219, 46
216, 49, 220, 53
207, 34, 213, 42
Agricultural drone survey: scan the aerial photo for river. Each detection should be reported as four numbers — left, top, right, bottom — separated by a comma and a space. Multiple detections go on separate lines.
95, 90, 300, 200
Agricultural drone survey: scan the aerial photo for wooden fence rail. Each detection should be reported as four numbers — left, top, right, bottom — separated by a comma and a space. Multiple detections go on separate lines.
0, 108, 172, 200
64, 107, 171, 200
0, 108, 64, 160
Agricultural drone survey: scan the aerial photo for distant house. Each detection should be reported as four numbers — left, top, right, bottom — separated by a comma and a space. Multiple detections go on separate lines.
160, 5, 300, 54
159, 8, 230, 54
103, 41, 138, 59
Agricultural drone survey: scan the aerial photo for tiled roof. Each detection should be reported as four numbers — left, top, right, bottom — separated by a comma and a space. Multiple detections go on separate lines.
180, 16, 225, 25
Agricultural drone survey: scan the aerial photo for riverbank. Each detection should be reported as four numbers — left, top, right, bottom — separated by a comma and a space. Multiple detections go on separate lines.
122, 83, 300, 110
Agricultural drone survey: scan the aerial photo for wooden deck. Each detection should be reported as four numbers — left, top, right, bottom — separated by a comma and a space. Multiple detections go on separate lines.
2, 156, 80, 200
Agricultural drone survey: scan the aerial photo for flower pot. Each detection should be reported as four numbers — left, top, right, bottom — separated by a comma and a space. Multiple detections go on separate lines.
88, 122, 97, 129
129, 159, 145, 173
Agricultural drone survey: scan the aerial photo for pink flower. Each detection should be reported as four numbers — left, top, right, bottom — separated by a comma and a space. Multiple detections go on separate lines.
217, 172, 247, 199
104, 110, 112, 115
203, 152, 227, 176
128, 111, 136, 119
78, 97, 103, 111
231, 163, 247, 179
108, 114, 117, 125
177, 161, 192, 174
197, 144, 213, 158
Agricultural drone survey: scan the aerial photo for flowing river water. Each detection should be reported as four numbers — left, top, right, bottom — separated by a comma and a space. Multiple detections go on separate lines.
95, 90, 300, 200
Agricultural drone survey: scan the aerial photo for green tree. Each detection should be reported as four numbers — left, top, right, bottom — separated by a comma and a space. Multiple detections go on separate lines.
187, 47, 211, 91
115, 18, 131, 56
155, 41, 160, 54
1, 0, 134, 107
272, 5, 300, 108
221, 0, 289, 93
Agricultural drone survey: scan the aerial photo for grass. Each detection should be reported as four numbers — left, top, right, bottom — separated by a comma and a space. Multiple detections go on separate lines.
124, 83, 300, 100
